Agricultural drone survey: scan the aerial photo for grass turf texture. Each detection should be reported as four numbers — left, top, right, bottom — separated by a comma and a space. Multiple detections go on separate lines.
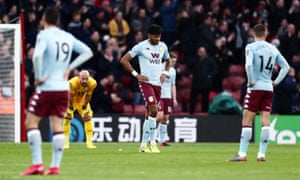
0, 143, 299, 180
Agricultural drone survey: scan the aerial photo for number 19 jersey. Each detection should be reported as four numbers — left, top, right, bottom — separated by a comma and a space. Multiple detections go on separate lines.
34, 27, 90, 91
245, 41, 289, 91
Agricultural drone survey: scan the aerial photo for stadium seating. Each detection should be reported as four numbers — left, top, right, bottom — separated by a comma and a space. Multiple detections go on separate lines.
133, 105, 146, 114
123, 104, 133, 114
222, 76, 245, 103
228, 64, 245, 76
177, 75, 192, 88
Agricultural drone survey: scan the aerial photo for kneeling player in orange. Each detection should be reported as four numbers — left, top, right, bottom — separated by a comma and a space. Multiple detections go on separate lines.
63, 70, 97, 149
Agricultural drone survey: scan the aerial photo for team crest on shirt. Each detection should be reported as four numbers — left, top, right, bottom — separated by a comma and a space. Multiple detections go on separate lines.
148, 96, 154, 102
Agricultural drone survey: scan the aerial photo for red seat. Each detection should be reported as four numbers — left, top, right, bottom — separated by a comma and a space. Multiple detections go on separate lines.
123, 104, 133, 114
133, 105, 146, 114
222, 76, 245, 91
222, 76, 245, 103
228, 65, 245, 76
177, 63, 186, 73
120, 75, 132, 88
209, 91, 218, 102
173, 102, 182, 113
177, 88, 190, 103
195, 103, 202, 113
177, 76, 191, 88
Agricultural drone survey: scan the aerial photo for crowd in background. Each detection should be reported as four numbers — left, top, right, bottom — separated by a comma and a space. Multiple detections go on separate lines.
1, 0, 300, 114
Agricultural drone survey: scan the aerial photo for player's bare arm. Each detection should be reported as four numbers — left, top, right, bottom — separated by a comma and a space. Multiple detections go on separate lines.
120, 53, 149, 81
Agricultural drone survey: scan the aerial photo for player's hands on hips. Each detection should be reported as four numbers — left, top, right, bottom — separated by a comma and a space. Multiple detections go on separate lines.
136, 74, 149, 82
34, 77, 48, 86
272, 81, 277, 87
247, 80, 257, 87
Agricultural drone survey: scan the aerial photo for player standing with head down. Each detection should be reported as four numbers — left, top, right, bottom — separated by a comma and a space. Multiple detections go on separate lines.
227, 24, 289, 162
63, 70, 97, 149
120, 24, 170, 153
21, 8, 93, 176
157, 52, 177, 146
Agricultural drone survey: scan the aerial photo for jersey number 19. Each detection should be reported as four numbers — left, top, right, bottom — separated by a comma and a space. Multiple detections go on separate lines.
55, 41, 70, 62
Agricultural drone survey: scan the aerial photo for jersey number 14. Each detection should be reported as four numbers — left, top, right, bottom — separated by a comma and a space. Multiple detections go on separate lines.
259, 56, 273, 73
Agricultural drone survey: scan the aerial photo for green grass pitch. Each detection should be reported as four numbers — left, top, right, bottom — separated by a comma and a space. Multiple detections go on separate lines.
0, 143, 299, 180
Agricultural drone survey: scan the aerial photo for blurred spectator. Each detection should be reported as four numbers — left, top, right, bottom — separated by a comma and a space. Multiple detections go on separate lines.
231, 15, 248, 64
189, 46, 218, 114
1, 12, 9, 23
0, 0, 8, 16
23, 0, 44, 18
144, 0, 160, 25
67, 10, 82, 38
251, 0, 269, 25
81, 0, 97, 20
196, 13, 215, 56
108, 10, 130, 46
273, 67, 300, 114
85, 30, 103, 76
0, 41, 13, 86
276, 18, 288, 38
24, 10, 38, 47
105, 36, 127, 59
159, 0, 178, 46
212, 37, 232, 92
175, 9, 198, 69
127, 30, 144, 50
91, 73, 122, 114
68, 0, 83, 15
24, 46, 35, 103
131, 7, 152, 39
7, 4, 18, 21
93, 9, 110, 35
178, 0, 193, 15
267, 0, 288, 37
78, 17, 92, 44
288, 0, 300, 31
97, 47, 121, 82
279, 23, 300, 64
119, 0, 136, 23
46, 0, 70, 28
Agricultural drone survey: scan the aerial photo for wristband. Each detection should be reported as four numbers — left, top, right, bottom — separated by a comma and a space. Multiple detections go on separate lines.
131, 70, 138, 77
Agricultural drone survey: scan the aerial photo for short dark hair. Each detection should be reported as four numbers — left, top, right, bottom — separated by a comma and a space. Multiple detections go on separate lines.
253, 24, 266, 38
44, 8, 60, 25
147, 24, 162, 35
169, 51, 177, 59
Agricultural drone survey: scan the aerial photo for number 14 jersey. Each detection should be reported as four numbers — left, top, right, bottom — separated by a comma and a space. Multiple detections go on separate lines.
245, 40, 289, 91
